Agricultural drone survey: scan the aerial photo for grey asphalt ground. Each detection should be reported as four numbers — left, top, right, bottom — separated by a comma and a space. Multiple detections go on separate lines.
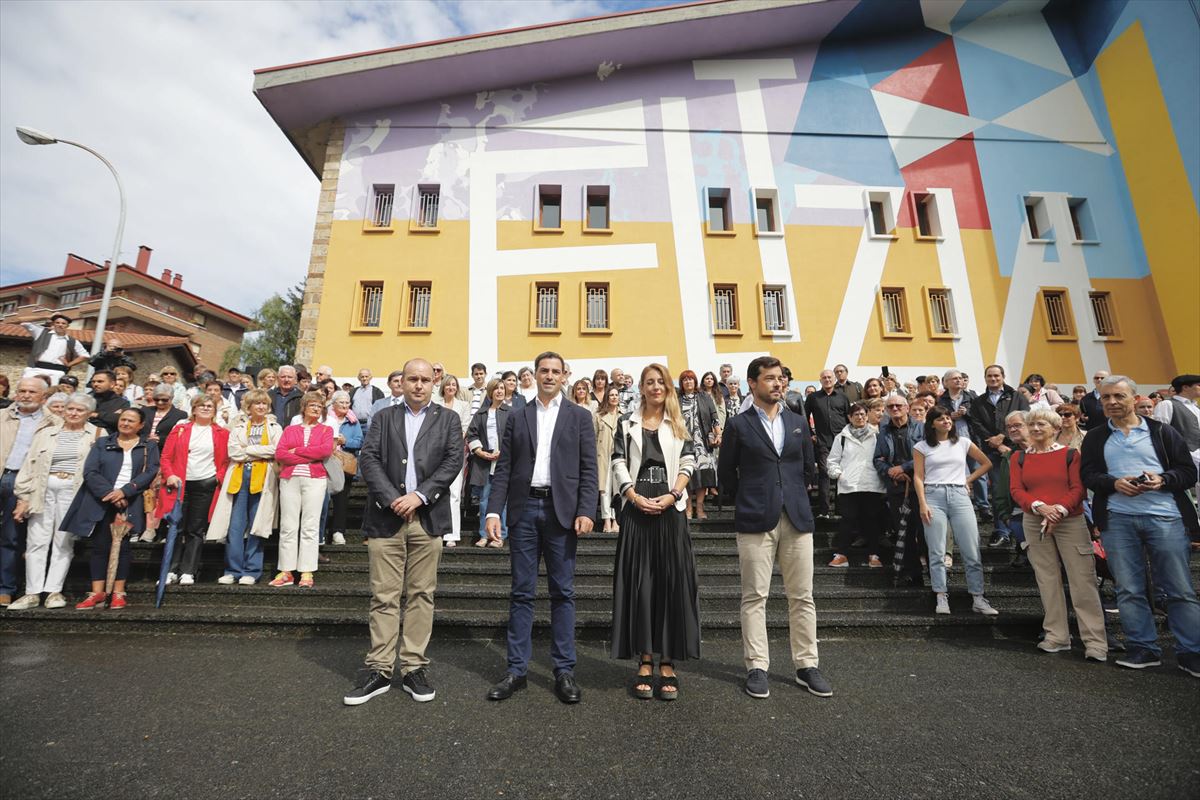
1, 631, 1196, 800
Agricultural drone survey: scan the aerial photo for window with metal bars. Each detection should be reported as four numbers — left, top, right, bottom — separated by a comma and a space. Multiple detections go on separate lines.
712, 284, 739, 332
416, 185, 440, 227
1041, 289, 1075, 337
407, 283, 432, 328
926, 288, 957, 336
879, 287, 910, 335
370, 185, 394, 227
1089, 292, 1118, 337
358, 283, 383, 328
584, 283, 609, 330
761, 285, 787, 332
535, 283, 559, 329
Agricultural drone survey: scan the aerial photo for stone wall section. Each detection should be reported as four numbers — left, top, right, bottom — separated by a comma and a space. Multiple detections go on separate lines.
294, 120, 344, 367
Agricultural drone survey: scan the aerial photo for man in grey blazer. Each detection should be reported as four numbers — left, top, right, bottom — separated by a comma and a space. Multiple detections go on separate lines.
343, 358, 464, 706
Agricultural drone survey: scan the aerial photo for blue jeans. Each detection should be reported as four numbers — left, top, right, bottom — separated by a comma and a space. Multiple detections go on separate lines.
506, 495, 577, 676
923, 484, 985, 595
998, 513, 1025, 545
971, 467, 990, 512
1101, 513, 1200, 656
0, 470, 25, 596
224, 481, 264, 580
476, 480, 507, 541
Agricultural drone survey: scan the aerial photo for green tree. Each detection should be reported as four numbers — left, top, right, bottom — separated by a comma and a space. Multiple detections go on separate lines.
225, 282, 304, 373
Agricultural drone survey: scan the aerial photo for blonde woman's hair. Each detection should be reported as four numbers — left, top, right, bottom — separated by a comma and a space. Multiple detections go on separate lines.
1025, 407, 1063, 431
240, 388, 271, 414
640, 363, 688, 440
300, 390, 328, 422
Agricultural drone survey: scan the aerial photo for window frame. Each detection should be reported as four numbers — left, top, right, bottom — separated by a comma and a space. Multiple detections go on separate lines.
582, 185, 612, 234
912, 192, 943, 240
409, 184, 441, 233
350, 280, 386, 334
757, 283, 789, 335
711, 283, 742, 336
580, 281, 612, 335
877, 286, 913, 338
1068, 197, 1099, 245
1024, 196, 1052, 242
705, 187, 734, 236
363, 183, 396, 233
399, 280, 433, 333
529, 281, 562, 334
923, 286, 960, 339
866, 190, 897, 239
1037, 287, 1077, 341
534, 184, 564, 234
752, 188, 783, 238
1087, 290, 1122, 340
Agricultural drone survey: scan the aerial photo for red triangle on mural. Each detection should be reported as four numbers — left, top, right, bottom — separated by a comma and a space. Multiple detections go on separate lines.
873, 39, 969, 116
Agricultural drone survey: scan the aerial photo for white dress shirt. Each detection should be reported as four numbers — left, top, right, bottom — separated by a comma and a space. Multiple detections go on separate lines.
531, 393, 562, 488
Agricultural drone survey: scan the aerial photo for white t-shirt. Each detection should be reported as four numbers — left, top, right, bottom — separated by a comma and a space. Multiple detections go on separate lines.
186, 424, 217, 480
914, 437, 972, 485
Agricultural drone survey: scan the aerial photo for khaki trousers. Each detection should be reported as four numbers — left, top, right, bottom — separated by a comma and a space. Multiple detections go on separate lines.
365, 519, 443, 679
737, 513, 818, 671
1023, 513, 1106, 654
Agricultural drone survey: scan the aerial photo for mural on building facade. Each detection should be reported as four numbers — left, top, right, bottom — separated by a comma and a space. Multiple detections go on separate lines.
309, 0, 1197, 384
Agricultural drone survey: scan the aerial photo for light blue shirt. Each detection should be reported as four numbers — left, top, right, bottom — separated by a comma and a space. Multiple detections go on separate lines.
351, 385, 376, 424
5, 408, 44, 470
403, 400, 430, 503
754, 402, 785, 456
946, 392, 971, 439
1104, 417, 1178, 517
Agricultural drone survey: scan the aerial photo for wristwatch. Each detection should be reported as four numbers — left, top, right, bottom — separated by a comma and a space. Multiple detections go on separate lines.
670, 489, 683, 501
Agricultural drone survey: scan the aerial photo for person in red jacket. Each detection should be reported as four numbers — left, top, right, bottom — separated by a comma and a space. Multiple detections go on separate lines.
159, 396, 230, 585
270, 392, 335, 588
1009, 407, 1105, 662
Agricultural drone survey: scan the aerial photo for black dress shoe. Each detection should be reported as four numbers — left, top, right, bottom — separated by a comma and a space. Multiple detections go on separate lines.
487, 673, 527, 701
554, 672, 582, 704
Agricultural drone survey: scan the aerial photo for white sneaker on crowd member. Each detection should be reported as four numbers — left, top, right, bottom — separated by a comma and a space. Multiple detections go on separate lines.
164, 572, 178, 585
943, 555, 953, 568
332, 531, 346, 545
935, 593, 950, 615
217, 575, 236, 585
238, 576, 257, 586
971, 595, 999, 616
139, 531, 156, 543
44, 592, 67, 609
7, 594, 40, 611
179, 574, 195, 586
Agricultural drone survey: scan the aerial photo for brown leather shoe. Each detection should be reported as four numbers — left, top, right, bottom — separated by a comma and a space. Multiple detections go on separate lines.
0, 594, 12, 608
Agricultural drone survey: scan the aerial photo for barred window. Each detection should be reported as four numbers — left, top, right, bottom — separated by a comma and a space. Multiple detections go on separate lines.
880, 287, 910, 335
370, 184, 394, 228
407, 282, 431, 328
416, 184, 440, 228
1041, 289, 1075, 337
359, 282, 383, 328
926, 288, 957, 336
713, 284, 739, 332
1089, 291, 1118, 337
535, 283, 559, 329
761, 285, 787, 332
584, 283, 609, 330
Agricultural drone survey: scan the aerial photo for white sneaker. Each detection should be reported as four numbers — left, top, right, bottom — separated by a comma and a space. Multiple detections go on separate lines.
165, 572, 178, 585
237, 576, 257, 586
139, 531, 156, 543
935, 593, 950, 615
332, 532, 346, 545
217, 575, 236, 585
44, 592, 67, 609
972, 595, 999, 616
943, 555, 953, 568
7, 594, 40, 611
179, 574, 195, 586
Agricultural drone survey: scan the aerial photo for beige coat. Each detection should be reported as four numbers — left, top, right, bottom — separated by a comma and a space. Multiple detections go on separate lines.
594, 410, 619, 497
1, 404, 59, 470
14, 422, 100, 514
205, 414, 283, 541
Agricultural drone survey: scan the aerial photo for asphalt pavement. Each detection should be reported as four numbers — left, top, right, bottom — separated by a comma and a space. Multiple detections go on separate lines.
1, 631, 1196, 800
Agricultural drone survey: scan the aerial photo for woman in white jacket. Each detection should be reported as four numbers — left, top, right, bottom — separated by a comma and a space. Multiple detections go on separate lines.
826, 402, 887, 568
204, 389, 283, 585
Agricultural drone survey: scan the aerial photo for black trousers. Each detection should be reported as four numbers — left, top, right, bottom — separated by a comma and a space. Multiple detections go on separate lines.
328, 479, 352, 534
171, 477, 218, 576
832, 492, 886, 554
886, 490, 926, 579
814, 440, 834, 514
88, 508, 132, 583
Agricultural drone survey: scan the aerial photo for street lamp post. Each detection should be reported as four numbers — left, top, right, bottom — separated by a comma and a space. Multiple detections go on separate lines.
15, 125, 125, 378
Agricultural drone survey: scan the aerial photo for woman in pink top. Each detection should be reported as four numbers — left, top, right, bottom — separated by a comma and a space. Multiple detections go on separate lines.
271, 392, 334, 588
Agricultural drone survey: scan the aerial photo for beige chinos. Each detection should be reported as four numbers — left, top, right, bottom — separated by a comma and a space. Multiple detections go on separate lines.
1023, 513, 1107, 654
737, 512, 818, 671
365, 518, 444, 679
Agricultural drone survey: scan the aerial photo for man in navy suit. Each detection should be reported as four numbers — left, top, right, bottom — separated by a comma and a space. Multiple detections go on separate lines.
718, 355, 833, 700
485, 351, 598, 703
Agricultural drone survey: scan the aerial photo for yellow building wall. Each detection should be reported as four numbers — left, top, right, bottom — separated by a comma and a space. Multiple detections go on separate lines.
1096, 21, 1200, 373
1095, 275, 1177, 385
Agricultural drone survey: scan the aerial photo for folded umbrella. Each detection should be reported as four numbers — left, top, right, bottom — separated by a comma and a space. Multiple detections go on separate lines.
105, 512, 132, 595
155, 500, 183, 608
891, 483, 911, 583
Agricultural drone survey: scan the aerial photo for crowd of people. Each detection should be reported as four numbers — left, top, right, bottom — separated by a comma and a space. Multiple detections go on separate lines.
1, 313, 1197, 700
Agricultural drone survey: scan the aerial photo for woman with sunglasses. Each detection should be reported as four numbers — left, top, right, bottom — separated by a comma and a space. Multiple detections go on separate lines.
913, 407, 998, 616
158, 365, 189, 410
1054, 403, 1084, 449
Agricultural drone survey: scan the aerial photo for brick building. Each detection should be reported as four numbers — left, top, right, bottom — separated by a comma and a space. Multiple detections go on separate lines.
0, 245, 252, 389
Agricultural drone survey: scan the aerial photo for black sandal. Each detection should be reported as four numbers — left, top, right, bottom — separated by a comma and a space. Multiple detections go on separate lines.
633, 658, 655, 700
657, 662, 679, 701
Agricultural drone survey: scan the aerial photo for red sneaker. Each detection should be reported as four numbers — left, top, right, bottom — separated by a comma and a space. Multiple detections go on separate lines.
108, 593, 127, 610
75, 592, 107, 610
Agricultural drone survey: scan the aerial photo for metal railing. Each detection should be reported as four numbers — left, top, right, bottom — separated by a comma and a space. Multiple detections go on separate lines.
409, 284, 431, 328
416, 189, 440, 228
359, 284, 383, 328
535, 285, 558, 328
585, 285, 608, 329
371, 187, 393, 227
928, 289, 957, 335
713, 286, 738, 330
881, 289, 908, 334
762, 286, 787, 331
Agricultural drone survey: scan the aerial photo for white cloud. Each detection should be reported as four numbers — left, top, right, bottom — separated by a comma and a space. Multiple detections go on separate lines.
0, 0, 658, 317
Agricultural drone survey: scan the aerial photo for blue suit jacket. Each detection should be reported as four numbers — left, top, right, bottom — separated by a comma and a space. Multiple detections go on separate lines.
486, 397, 598, 530
717, 405, 817, 534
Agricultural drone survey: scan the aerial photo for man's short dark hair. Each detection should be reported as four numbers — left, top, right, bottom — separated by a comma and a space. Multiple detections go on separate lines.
534, 351, 565, 371
1171, 374, 1200, 392
50, 313, 71, 323
985, 364, 1006, 377
471, 362, 487, 373
92, 369, 116, 383
387, 369, 404, 382
226, 367, 241, 375
915, 375, 927, 385
747, 356, 782, 382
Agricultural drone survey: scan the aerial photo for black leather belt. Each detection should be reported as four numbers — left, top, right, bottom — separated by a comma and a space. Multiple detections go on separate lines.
529, 486, 551, 498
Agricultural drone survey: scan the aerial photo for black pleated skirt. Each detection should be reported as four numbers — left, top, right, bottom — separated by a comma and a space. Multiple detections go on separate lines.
610, 483, 701, 661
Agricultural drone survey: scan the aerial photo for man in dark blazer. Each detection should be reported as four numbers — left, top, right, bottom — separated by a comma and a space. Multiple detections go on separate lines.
485, 351, 597, 704
1080, 369, 1108, 430
719, 356, 832, 701
343, 358, 464, 706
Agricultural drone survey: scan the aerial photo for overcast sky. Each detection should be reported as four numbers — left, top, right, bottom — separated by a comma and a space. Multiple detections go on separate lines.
0, 0, 669, 317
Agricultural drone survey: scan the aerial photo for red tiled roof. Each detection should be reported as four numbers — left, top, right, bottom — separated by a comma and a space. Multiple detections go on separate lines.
0, 322, 192, 351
